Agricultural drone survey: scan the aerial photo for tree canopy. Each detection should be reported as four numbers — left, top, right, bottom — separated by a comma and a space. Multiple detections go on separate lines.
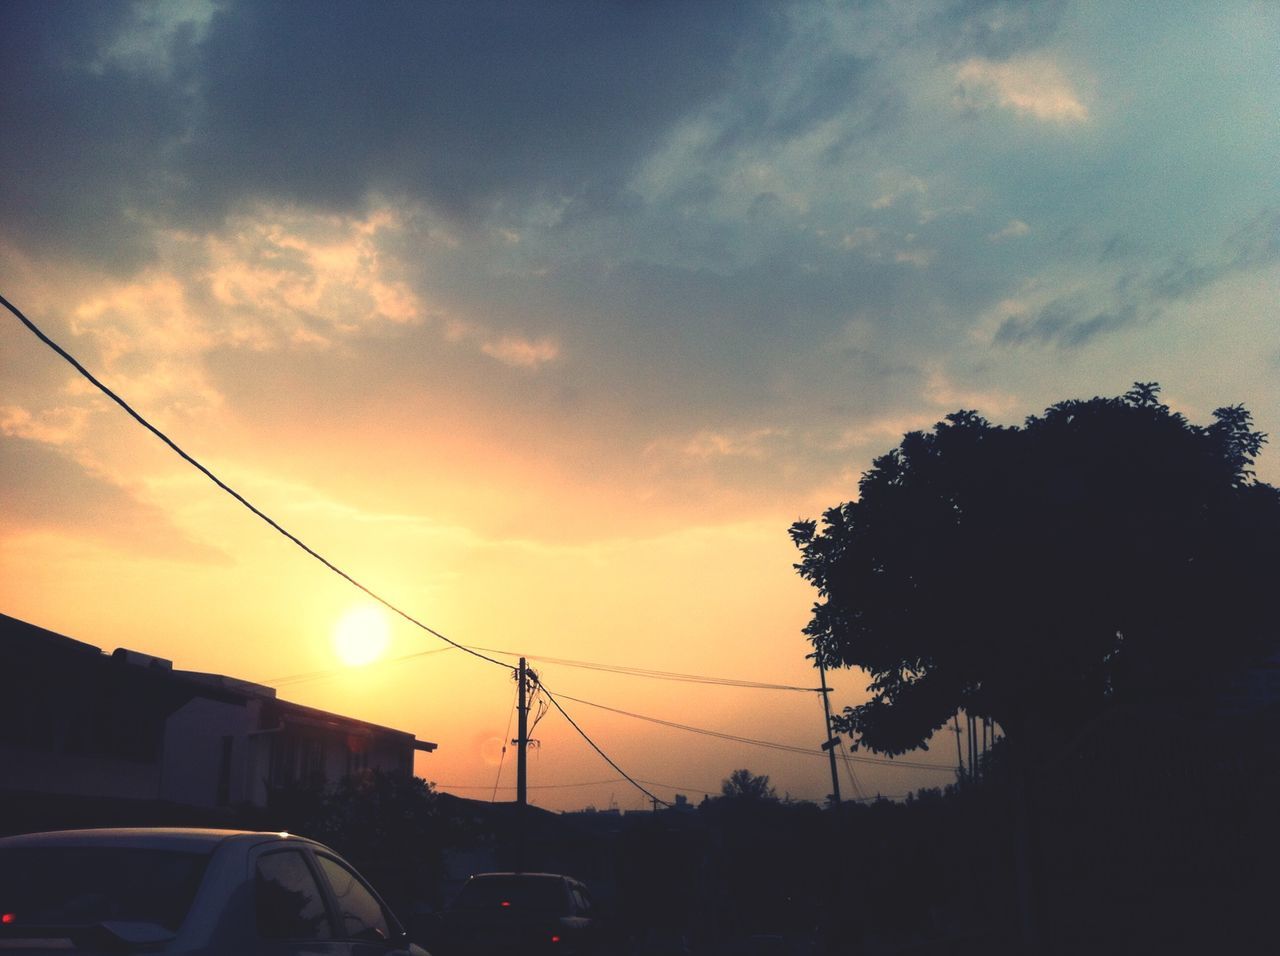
790, 384, 1280, 756
720, 768, 778, 801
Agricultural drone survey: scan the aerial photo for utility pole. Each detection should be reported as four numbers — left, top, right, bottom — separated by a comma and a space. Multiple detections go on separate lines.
818, 658, 842, 807
514, 658, 535, 873
953, 713, 965, 783
968, 712, 978, 782
516, 657, 529, 809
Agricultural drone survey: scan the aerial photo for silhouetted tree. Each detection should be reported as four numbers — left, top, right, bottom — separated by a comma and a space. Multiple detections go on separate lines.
791, 383, 1280, 756
719, 768, 778, 801
264, 770, 443, 911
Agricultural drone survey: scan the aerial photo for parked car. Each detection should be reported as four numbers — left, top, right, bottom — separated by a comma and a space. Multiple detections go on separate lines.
0, 827, 430, 955
431, 872, 602, 956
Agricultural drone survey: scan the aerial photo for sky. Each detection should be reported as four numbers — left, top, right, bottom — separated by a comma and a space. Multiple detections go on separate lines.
2, 0, 1277, 812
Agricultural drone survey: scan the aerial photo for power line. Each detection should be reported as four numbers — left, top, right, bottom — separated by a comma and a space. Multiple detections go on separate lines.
1, 292, 512, 675
491, 681, 520, 803
3, 292, 931, 804
264, 642, 822, 696
634, 777, 720, 797
438, 778, 626, 792
548, 690, 956, 772
467, 646, 823, 693
839, 747, 867, 801
537, 681, 670, 808
266, 647, 455, 687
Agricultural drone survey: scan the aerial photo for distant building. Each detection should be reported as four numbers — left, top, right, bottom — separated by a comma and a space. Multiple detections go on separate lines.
0, 613, 436, 811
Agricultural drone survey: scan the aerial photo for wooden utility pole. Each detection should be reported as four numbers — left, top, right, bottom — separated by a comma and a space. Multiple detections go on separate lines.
516, 657, 529, 808
953, 713, 965, 782
818, 658, 842, 807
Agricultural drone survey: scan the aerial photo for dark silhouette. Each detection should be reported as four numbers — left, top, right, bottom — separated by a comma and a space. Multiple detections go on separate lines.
718, 769, 778, 802
262, 769, 444, 917
790, 382, 1280, 757
790, 382, 1280, 952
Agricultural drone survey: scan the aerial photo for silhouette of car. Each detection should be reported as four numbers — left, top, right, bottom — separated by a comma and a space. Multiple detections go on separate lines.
0, 827, 430, 955
431, 872, 602, 956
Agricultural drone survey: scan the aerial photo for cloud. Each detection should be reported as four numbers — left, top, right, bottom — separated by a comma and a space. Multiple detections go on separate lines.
954, 56, 1088, 123
0, 0, 777, 266
181, 1, 777, 225
199, 207, 424, 342
871, 174, 928, 210
993, 294, 1137, 348
989, 219, 1030, 241
0, 431, 227, 563
659, 427, 789, 462
480, 336, 561, 369
927, 0, 1067, 60
0, 404, 91, 446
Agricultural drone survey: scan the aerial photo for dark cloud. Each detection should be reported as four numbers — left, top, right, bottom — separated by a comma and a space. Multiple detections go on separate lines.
994, 298, 1141, 348
0, 0, 777, 263
0, 1, 192, 270
927, 0, 1066, 60
997, 207, 1279, 349
0, 434, 228, 563
182, 0, 778, 224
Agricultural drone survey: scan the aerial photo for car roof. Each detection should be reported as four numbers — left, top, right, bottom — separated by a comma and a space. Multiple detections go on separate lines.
467, 872, 576, 882
0, 828, 320, 852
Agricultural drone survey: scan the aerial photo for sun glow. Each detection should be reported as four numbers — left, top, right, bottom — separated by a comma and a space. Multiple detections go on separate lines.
332, 605, 391, 667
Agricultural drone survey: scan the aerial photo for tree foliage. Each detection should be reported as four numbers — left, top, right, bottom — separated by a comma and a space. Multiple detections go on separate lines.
264, 769, 443, 909
719, 768, 778, 801
791, 384, 1280, 756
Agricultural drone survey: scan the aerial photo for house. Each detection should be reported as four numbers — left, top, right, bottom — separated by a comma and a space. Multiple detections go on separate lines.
0, 613, 436, 812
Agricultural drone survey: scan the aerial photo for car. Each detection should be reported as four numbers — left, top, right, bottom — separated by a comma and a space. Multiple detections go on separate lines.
431, 872, 602, 956
0, 827, 430, 955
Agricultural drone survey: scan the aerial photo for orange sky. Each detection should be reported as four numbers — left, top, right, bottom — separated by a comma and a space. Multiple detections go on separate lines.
3, 1, 1278, 811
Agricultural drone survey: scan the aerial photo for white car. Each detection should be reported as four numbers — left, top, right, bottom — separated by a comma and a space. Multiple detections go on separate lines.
0, 827, 430, 955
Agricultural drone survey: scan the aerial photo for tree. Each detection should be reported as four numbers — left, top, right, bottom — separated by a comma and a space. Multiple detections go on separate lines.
264, 769, 443, 910
790, 384, 1280, 757
720, 768, 778, 801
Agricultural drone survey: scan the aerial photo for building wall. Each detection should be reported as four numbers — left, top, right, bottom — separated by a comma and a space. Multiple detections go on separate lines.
1, 746, 160, 801
2, 615, 429, 813
160, 696, 254, 808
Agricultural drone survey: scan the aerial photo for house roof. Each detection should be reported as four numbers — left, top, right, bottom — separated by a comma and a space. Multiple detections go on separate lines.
1, 612, 437, 753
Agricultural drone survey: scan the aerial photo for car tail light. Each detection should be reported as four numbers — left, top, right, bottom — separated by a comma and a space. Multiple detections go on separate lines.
500, 901, 511, 908
1, 913, 14, 924
550, 934, 561, 943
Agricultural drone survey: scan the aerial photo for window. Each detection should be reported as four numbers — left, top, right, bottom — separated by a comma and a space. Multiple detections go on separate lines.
255, 851, 331, 940
315, 855, 390, 941
0, 847, 209, 933
215, 736, 233, 806
454, 875, 569, 916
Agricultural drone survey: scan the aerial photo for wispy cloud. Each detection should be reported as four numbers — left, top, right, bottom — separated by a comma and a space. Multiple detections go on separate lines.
954, 56, 1089, 123
989, 219, 1030, 241
0, 405, 92, 447
480, 336, 561, 369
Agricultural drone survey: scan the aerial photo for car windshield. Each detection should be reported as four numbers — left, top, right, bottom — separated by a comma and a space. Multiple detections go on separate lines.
0, 846, 211, 933
453, 876, 566, 915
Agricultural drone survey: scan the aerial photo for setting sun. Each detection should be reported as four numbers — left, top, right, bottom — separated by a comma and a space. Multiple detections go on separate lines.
332, 605, 391, 667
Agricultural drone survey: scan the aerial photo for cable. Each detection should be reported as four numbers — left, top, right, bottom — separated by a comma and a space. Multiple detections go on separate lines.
839, 747, 867, 801
536, 680, 670, 808
634, 777, 719, 797
265, 647, 455, 687
439, 778, 626, 792
3, 292, 937, 799
467, 645, 822, 693
1, 292, 512, 675
547, 690, 956, 772
491, 682, 520, 803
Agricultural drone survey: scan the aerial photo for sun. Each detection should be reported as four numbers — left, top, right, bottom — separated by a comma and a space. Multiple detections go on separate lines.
332, 605, 391, 667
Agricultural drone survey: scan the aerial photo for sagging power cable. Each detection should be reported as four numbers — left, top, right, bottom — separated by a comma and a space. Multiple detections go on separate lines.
1, 292, 512, 675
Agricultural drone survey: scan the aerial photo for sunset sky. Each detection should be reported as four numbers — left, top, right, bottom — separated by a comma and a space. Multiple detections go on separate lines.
2, 0, 1277, 811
